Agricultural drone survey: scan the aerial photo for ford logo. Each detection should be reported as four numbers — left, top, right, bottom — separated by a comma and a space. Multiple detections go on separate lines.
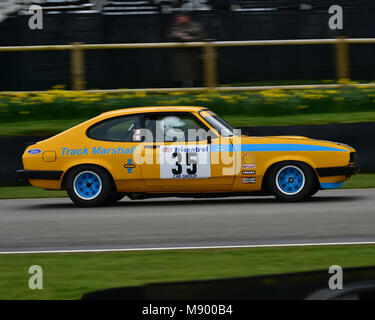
28, 149, 42, 155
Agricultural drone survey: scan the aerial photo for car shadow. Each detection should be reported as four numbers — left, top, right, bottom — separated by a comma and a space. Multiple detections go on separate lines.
112, 195, 364, 207
22, 195, 365, 210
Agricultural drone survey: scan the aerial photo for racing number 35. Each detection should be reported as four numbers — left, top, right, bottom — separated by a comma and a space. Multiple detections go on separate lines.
172, 152, 197, 175
159, 144, 211, 179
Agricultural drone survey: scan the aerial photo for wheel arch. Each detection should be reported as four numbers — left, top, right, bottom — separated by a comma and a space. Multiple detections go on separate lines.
61, 163, 117, 192
261, 159, 320, 193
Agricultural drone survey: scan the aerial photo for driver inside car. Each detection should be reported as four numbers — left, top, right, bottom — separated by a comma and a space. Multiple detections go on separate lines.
160, 116, 186, 142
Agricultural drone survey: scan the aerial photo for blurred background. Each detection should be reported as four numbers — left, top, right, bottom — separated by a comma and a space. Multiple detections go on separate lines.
0, 0, 375, 90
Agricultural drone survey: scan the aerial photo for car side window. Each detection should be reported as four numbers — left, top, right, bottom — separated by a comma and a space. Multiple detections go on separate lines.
143, 113, 207, 142
87, 115, 141, 142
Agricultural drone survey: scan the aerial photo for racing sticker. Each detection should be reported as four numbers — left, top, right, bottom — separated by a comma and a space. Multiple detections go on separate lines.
160, 145, 211, 179
124, 159, 136, 174
242, 170, 256, 175
242, 177, 256, 184
241, 153, 256, 169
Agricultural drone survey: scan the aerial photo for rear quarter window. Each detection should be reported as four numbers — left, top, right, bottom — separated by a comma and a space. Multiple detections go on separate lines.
87, 115, 141, 142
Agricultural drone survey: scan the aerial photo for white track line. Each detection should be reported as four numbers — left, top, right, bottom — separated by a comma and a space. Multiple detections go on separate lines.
1, 241, 375, 255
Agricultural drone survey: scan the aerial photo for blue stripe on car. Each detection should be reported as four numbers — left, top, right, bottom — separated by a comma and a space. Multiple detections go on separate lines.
210, 144, 348, 152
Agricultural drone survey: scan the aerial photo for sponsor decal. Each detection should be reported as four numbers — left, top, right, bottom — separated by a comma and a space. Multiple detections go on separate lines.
61, 146, 136, 156
124, 159, 136, 173
242, 177, 256, 184
241, 153, 256, 169
28, 149, 42, 155
160, 144, 211, 179
242, 170, 256, 175
161, 145, 209, 154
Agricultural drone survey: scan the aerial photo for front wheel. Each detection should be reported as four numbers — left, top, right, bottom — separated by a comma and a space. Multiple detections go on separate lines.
309, 186, 320, 198
267, 162, 315, 202
66, 165, 113, 207
106, 192, 126, 204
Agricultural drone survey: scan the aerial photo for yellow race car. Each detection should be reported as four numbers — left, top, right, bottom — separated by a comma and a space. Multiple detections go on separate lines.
17, 106, 358, 207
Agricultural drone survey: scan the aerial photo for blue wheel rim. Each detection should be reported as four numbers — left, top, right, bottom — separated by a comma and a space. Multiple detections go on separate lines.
73, 171, 102, 200
276, 166, 305, 195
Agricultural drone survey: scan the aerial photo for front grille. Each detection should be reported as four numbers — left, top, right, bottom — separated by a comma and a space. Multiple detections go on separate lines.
349, 152, 356, 163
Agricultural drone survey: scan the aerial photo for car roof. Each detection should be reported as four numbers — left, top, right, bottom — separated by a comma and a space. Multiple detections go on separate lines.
100, 106, 207, 118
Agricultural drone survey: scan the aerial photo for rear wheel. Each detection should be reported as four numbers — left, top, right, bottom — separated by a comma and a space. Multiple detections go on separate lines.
268, 161, 315, 202
66, 166, 112, 207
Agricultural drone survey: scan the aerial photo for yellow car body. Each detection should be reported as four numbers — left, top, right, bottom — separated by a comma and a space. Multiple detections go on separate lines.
17, 106, 358, 206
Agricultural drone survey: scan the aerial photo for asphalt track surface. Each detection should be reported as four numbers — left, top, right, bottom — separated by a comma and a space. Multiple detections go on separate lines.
0, 189, 375, 253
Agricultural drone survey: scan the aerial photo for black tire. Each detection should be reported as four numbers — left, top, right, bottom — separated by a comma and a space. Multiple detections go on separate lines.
66, 165, 113, 207
106, 192, 126, 204
309, 186, 320, 198
267, 161, 315, 202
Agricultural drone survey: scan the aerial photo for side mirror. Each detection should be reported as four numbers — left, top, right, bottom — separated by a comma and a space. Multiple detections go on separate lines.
207, 136, 212, 144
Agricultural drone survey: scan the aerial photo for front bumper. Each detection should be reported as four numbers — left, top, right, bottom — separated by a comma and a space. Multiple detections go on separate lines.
16, 170, 63, 181
316, 165, 359, 178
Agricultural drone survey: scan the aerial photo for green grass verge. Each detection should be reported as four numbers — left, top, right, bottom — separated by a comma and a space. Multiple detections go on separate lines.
2, 86, 375, 136
0, 174, 374, 199
1, 245, 374, 300
0, 119, 87, 136
2, 112, 375, 136
342, 173, 375, 189
0, 186, 67, 199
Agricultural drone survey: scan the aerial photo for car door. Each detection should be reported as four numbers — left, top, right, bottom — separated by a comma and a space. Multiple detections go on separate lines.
86, 114, 146, 192
140, 112, 235, 192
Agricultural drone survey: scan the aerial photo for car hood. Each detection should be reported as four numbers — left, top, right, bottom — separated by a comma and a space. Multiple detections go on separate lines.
233, 135, 354, 152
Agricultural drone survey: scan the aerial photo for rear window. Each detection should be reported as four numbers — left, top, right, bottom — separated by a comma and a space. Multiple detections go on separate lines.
87, 115, 141, 142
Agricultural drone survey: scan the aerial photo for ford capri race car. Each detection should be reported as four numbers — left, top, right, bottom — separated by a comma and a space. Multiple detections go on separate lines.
17, 106, 358, 207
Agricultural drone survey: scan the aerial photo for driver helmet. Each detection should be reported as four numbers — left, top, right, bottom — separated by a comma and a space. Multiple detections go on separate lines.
161, 116, 186, 141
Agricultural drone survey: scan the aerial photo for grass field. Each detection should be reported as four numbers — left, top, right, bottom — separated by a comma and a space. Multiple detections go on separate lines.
2, 86, 375, 136
0, 174, 374, 199
2, 112, 375, 136
0, 244, 374, 299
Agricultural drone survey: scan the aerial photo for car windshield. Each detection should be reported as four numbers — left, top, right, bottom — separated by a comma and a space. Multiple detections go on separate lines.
200, 111, 234, 136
